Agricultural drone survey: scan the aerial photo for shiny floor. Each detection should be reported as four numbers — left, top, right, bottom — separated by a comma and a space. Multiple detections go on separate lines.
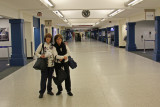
1, 38, 160, 107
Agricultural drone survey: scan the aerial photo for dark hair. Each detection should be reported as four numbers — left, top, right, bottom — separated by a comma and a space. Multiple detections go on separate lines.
44, 33, 52, 43
54, 34, 63, 43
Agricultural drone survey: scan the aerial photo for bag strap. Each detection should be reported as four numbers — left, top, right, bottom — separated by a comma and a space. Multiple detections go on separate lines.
42, 43, 45, 54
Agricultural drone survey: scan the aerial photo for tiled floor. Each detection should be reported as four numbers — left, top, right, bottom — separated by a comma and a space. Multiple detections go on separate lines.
0, 38, 160, 107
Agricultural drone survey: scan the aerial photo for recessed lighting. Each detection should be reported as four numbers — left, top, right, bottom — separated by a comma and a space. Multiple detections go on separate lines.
53, 11, 64, 18
127, 0, 143, 6
108, 9, 125, 17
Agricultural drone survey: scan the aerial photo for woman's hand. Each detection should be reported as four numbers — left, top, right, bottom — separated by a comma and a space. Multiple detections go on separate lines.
64, 56, 68, 60
59, 59, 63, 61
40, 54, 45, 58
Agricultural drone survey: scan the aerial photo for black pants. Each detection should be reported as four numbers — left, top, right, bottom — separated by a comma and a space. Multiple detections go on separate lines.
55, 62, 71, 92
39, 67, 54, 94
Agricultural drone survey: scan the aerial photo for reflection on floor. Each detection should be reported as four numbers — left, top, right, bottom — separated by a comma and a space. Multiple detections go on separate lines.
0, 58, 10, 72
1, 38, 160, 107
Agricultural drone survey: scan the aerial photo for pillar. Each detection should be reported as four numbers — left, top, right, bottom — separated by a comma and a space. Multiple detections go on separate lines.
9, 19, 27, 66
114, 26, 119, 47
153, 16, 160, 61
126, 22, 137, 51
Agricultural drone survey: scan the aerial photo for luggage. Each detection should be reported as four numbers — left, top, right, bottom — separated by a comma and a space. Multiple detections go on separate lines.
68, 56, 77, 69
52, 67, 67, 85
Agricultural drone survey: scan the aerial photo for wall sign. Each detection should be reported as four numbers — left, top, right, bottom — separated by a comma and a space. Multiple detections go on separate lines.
145, 9, 155, 20
0, 28, 9, 41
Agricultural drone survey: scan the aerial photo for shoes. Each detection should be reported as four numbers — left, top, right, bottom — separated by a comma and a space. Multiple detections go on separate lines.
67, 92, 73, 96
47, 91, 54, 95
56, 91, 62, 96
39, 94, 43, 98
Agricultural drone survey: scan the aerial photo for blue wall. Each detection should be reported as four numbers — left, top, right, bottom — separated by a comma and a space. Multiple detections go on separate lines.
33, 17, 40, 28
33, 17, 40, 50
34, 28, 41, 50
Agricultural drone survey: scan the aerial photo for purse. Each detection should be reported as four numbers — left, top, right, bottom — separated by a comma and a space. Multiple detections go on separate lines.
52, 67, 67, 85
68, 56, 77, 69
33, 43, 48, 71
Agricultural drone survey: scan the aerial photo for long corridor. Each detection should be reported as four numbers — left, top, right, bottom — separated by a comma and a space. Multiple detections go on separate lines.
0, 38, 160, 107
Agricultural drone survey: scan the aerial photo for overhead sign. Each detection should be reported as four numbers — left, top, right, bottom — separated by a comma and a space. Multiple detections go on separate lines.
145, 9, 155, 20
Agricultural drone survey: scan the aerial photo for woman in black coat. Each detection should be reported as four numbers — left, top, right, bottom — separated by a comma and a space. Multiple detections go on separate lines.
53, 34, 73, 96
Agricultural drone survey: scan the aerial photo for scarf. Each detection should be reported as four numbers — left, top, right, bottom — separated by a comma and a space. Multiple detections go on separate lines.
54, 42, 67, 63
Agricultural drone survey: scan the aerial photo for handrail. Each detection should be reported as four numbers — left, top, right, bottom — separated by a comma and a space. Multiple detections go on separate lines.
143, 39, 155, 53
0, 46, 12, 48
0, 46, 12, 66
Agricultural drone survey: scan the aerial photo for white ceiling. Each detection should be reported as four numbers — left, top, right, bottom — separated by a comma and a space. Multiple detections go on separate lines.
52, 0, 128, 10
61, 10, 114, 19
1, 0, 160, 29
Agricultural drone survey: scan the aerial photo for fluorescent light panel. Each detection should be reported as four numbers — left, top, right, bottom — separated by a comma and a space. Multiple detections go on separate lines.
109, 9, 125, 17
44, 0, 53, 7
63, 19, 68, 22
127, 0, 143, 6
101, 18, 105, 22
53, 11, 64, 18
95, 22, 99, 25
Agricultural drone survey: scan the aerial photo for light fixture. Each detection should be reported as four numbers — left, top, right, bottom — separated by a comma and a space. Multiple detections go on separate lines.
53, 11, 64, 18
108, 9, 125, 17
95, 22, 99, 25
101, 18, 105, 22
63, 19, 68, 23
127, 0, 143, 6
40, 0, 55, 7
67, 23, 72, 26
41, 0, 54, 7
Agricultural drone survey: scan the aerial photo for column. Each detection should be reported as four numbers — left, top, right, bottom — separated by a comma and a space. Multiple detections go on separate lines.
114, 26, 119, 47
9, 19, 27, 66
153, 16, 160, 61
126, 22, 137, 51
33, 17, 40, 50
105, 28, 108, 44
106, 27, 111, 44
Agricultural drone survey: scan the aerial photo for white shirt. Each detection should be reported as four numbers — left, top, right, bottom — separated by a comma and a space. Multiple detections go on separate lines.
35, 43, 54, 67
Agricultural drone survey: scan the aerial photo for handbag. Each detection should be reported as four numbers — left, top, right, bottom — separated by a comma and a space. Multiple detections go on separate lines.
52, 67, 67, 85
33, 43, 48, 70
68, 56, 77, 69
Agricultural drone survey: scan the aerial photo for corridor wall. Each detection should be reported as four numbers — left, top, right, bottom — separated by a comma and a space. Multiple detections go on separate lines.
135, 21, 155, 49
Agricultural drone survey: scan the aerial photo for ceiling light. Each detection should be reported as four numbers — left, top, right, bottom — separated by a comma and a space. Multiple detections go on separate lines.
63, 19, 68, 22
101, 18, 105, 22
108, 9, 125, 17
40, 0, 55, 7
44, 0, 54, 7
53, 11, 64, 18
95, 22, 99, 25
127, 0, 143, 6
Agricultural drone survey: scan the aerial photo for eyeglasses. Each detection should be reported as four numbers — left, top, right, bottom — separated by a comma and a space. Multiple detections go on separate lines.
56, 38, 62, 40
